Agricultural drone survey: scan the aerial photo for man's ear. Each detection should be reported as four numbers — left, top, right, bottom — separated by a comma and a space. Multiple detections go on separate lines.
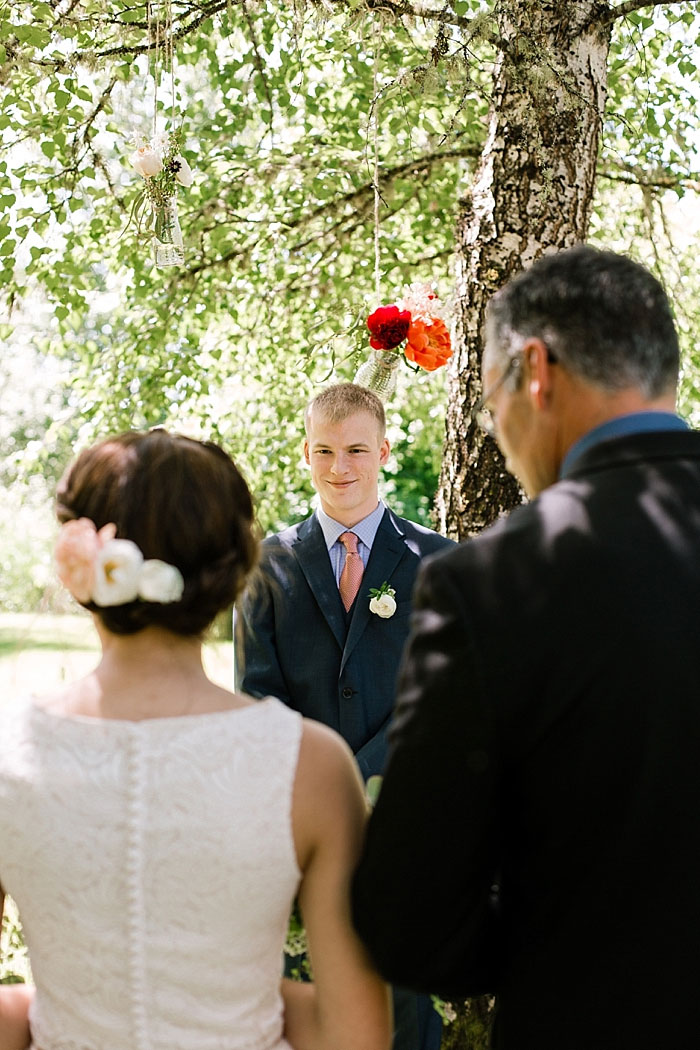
379, 438, 391, 466
524, 338, 555, 410
303, 439, 310, 465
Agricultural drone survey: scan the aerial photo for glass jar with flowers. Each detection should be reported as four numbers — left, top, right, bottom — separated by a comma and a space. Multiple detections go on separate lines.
128, 130, 193, 267
355, 284, 453, 400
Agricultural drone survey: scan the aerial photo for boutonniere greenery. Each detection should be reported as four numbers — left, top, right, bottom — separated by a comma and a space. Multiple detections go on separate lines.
369, 581, 397, 619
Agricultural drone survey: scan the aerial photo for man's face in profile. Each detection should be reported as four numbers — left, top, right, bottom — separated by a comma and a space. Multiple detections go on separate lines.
481, 342, 560, 498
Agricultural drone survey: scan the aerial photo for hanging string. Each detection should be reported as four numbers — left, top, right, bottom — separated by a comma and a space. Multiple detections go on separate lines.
148, 2, 163, 140
165, 0, 176, 128
147, 2, 154, 139
372, 25, 381, 307
147, 1, 176, 138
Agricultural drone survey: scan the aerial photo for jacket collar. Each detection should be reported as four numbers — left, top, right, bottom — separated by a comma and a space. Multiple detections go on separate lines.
290, 510, 409, 659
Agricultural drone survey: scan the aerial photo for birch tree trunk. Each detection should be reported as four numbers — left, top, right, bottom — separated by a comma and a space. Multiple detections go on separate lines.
436, 0, 612, 541
438, 2, 611, 1040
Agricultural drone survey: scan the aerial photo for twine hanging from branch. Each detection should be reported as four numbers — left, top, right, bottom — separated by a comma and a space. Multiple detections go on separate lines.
354, 14, 453, 399
147, 0, 176, 138
128, 0, 186, 267
372, 28, 382, 307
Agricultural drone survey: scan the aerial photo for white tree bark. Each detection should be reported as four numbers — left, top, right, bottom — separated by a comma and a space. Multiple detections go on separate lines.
436, 0, 612, 539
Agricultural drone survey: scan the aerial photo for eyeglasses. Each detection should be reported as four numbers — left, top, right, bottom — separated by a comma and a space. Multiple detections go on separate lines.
472, 346, 558, 438
472, 354, 523, 438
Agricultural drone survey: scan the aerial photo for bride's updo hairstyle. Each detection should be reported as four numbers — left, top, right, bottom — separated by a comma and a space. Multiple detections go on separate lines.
56, 429, 259, 636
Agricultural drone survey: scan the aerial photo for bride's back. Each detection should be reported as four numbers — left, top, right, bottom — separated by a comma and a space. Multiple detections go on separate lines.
0, 697, 301, 1050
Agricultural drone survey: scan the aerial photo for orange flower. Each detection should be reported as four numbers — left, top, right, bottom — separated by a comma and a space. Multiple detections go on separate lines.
404, 317, 452, 372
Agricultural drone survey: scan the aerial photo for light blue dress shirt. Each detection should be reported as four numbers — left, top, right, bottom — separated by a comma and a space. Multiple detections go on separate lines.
560, 411, 689, 479
316, 502, 386, 584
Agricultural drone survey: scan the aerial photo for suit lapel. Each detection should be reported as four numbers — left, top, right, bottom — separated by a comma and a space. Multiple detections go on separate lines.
341, 510, 408, 672
292, 515, 347, 650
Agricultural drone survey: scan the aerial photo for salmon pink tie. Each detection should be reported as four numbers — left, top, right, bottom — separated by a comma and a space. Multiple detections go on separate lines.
339, 531, 364, 611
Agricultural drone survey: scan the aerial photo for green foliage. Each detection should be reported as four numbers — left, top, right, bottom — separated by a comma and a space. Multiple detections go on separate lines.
604, 8, 700, 181
1, 0, 699, 566
440, 996, 493, 1050
2, 0, 480, 539
0, 899, 29, 985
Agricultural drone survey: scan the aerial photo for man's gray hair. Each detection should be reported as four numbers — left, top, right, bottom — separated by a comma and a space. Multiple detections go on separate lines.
485, 245, 679, 399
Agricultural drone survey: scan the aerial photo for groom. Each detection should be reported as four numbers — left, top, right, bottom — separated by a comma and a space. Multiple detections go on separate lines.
236, 381, 453, 1050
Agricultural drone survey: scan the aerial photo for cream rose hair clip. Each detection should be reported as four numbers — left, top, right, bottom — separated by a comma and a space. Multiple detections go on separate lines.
55, 518, 184, 607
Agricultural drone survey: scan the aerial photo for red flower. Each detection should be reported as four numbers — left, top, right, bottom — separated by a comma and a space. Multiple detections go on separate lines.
367, 304, 411, 351
404, 317, 452, 372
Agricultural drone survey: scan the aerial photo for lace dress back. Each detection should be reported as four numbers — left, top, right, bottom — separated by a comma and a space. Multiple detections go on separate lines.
0, 696, 302, 1050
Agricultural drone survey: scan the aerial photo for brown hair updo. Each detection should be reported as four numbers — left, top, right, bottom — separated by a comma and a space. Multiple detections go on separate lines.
55, 429, 259, 636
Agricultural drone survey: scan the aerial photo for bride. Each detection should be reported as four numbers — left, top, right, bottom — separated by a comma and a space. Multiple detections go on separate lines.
0, 429, 391, 1050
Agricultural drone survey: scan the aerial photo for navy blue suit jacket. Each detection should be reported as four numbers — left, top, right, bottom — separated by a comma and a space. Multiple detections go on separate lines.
236, 507, 454, 779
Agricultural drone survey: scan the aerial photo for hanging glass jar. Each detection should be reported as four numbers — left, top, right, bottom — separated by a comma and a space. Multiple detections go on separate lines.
354, 349, 401, 401
152, 199, 184, 267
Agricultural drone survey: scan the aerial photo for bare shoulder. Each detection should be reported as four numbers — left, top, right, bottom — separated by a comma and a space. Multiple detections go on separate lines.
292, 719, 367, 869
296, 720, 365, 803
33, 679, 93, 715
299, 717, 357, 764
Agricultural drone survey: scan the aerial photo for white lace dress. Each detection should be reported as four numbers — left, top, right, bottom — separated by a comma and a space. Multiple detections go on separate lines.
0, 696, 302, 1050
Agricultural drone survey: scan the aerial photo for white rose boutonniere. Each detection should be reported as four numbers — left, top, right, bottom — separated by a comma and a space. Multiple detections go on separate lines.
369, 581, 397, 619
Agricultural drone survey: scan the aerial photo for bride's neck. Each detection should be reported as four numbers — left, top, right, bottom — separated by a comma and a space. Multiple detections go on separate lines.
83, 621, 210, 720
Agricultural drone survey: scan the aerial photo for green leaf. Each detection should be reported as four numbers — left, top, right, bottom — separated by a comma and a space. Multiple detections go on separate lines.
18, 25, 51, 48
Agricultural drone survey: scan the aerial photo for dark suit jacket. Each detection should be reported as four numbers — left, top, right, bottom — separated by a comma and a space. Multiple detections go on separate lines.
352, 430, 700, 1049
236, 507, 453, 779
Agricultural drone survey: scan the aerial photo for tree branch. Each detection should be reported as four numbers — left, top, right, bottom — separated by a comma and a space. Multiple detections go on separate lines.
241, 0, 275, 133
281, 146, 478, 233
600, 0, 700, 26
599, 169, 700, 193
313, 0, 494, 33
18, 0, 234, 70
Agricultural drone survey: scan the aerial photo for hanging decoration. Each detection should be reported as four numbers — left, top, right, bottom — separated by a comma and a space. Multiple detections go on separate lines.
126, 0, 192, 267
356, 283, 453, 398
353, 20, 452, 400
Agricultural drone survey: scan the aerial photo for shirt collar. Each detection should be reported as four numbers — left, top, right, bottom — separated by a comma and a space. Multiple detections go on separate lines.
316, 502, 386, 551
560, 411, 689, 478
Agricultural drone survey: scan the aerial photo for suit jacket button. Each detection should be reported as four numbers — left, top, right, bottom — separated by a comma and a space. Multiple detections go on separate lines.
342, 687, 353, 699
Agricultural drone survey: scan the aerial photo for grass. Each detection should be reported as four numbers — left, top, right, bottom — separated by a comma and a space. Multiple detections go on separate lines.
0, 612, 234, 697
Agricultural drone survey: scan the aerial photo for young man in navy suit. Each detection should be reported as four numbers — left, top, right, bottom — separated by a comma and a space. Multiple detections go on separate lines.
236, 382, 453, 1050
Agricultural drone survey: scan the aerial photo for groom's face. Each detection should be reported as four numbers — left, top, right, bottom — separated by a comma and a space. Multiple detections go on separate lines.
304, 408, 390, 527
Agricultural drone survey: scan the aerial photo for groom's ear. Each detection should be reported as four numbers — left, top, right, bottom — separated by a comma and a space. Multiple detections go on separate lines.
379, 437, 390, 466
303, 439, 310, 465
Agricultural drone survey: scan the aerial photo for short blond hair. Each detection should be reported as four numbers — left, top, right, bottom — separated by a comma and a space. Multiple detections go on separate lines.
304, 383, 386, 437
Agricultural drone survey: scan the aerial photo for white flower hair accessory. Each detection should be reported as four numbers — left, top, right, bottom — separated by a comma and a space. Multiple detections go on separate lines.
369, 581, 397, 619
55, 518, 184, 608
